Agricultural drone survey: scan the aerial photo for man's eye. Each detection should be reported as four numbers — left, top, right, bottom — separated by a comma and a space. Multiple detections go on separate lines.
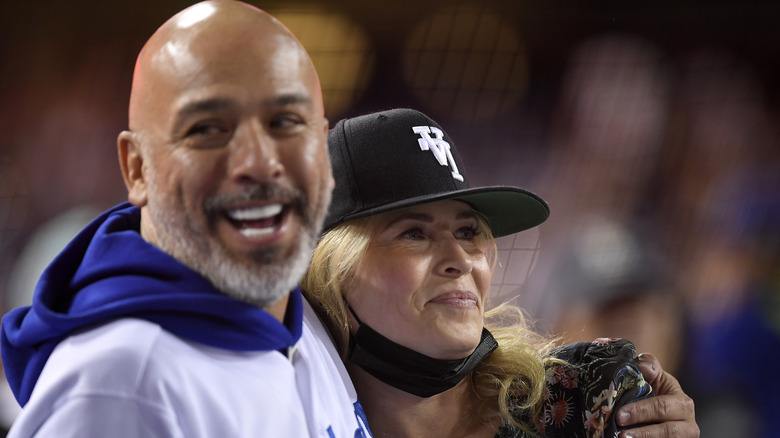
186, 122, 226, 137
270, 114, 304, 129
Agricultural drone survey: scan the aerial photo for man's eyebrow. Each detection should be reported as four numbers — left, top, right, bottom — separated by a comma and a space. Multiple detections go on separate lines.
175, 92, 312, 119
176, 97, 234, 118
170, 98, 234, 134
262, 92, 314, 110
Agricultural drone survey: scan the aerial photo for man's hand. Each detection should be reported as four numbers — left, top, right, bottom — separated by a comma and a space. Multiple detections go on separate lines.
617, 353, 699, 438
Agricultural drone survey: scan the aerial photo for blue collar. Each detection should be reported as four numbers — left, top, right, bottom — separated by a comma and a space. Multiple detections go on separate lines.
1, 202, 303, 406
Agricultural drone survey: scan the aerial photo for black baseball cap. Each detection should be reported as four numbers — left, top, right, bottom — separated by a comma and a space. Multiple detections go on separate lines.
323, 108, 549, 237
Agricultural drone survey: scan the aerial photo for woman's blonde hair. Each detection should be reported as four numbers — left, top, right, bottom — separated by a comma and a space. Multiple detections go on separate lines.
300, 214, 557, 435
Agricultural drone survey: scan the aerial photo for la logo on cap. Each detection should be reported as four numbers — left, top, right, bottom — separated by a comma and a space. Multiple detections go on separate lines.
412, 126, 464, 182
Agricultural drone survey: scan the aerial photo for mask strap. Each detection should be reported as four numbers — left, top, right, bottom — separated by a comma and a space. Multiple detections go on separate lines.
345, 301, 364, 326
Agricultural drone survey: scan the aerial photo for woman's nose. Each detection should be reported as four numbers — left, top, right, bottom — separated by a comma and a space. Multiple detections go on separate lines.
434, 238, 474, 277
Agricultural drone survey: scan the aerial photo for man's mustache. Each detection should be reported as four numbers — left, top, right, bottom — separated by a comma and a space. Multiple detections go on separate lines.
203, 184, 309, 224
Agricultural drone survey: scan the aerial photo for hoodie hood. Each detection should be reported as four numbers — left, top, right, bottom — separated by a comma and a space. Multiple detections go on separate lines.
1, 202, 303, 406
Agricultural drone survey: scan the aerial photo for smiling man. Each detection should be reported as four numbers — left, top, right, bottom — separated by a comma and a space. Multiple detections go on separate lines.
0, 1, 370, 437
119, 0, 332, 319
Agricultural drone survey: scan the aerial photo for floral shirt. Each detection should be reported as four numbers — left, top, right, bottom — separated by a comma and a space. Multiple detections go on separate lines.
497, 338, 653, 438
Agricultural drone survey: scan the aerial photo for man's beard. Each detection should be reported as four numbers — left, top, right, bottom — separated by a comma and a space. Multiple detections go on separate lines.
146, 182, 329, 309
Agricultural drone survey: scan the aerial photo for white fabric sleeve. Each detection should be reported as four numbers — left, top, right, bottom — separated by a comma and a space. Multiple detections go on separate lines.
10, 394, 182, 438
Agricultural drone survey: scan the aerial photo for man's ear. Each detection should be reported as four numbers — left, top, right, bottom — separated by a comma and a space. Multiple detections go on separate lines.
321, 117, 329, 136
321, 117, 335, 193
117, 130, 148, 207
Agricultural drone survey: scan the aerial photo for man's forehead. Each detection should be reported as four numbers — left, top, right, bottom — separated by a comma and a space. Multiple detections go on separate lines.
129, 1, 321, 130
147, 21, 303, 83
170, 1, 220, 30
144, 1, 283, 69
143, 24, 303, 94
161, 0, 271, 36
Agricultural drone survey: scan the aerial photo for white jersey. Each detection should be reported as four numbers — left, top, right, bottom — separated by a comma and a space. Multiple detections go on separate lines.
8, 300, 371, 437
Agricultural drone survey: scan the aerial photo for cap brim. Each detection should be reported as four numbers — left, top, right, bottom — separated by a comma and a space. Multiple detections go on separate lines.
332, 186, 549, 238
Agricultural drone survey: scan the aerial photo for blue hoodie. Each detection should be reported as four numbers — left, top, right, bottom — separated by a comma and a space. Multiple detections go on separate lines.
1, 202, 303, 407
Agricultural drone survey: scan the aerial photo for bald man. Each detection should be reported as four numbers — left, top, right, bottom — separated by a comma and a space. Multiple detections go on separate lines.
1, 1, 370, 436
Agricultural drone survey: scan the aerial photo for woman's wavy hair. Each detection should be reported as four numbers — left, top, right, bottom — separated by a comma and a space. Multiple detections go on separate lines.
301, 212, 558, 435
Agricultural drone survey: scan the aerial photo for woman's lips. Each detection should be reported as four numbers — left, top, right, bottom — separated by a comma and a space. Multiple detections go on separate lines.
429, 291, 478, 307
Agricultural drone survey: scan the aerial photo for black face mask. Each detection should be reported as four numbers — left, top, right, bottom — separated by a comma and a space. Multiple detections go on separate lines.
347, 305, 498, 398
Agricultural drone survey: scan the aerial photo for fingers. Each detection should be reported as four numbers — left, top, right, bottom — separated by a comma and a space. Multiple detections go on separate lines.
617, 392, 694, 425
616, 352, 699, 437
616, 395, 699, 437
635, 353, 660, 383
618, 420, 700, 438
642, 358, 685, 398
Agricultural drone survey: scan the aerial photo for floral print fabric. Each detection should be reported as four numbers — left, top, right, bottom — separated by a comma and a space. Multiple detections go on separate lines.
543, 338, 653, 437
497, 338, 653, 437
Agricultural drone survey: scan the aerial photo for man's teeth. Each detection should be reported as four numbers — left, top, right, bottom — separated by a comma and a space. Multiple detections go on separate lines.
238, 227, 274, 238
227, 204, 283, 221
227, 204, 282, 239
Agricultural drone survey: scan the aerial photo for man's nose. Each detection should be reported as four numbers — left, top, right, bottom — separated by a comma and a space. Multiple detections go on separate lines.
229, 120, 285, 183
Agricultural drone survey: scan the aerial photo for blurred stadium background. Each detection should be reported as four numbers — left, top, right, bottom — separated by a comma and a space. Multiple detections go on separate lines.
1, 1, 779, 436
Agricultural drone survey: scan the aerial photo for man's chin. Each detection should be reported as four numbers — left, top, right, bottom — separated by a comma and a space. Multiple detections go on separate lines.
209, 266, 293, 308
208, 244, 311, 309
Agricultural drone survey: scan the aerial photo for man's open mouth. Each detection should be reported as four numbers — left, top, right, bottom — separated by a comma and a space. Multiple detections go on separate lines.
225, 204, 287, 238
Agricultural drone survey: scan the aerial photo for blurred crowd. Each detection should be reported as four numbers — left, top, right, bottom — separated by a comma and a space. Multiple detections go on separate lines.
0, 11, 778, 438
478, 34, 780, 438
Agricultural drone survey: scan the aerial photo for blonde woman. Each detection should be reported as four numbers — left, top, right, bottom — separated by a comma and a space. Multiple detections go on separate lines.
303, 108, 698, 437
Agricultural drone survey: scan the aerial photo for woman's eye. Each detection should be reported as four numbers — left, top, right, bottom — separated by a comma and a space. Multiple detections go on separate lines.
455, 225, 481, 241
399, 228, 425, 240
